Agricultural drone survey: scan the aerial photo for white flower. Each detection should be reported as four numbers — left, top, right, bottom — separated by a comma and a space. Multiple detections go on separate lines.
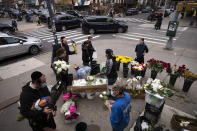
65, 111, 71, 116
136, 76, 142, 80
60, 100, 73, 114
136, 84, 143, 90
99, 94, 103, 98
132, 78, 138, 82
57, 68, 62, 73
146, 78, 153, 84
180, 121, 190, 127
54, 60, 61, 66
87, 76, 94, 81
103, 91, 106, 95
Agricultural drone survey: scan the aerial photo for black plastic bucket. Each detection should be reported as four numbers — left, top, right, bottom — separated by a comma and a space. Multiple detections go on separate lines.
75, 122, 88, 131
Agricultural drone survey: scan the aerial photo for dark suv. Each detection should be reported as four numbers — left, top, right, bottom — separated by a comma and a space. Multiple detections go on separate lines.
55, 14, 81, 32
82, 16, 128, 34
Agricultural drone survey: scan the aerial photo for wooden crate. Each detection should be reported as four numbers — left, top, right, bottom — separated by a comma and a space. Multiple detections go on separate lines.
69, 84, 108, 94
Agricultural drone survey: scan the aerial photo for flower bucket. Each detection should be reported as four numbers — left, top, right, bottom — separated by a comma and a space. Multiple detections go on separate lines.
145, 90, 165, 108
75, 122, 88, 131
87, 93, 95, 100
123, 68, 129, 78
80, 93, 86, 98
141, 68, 147, 77
66, 74, 73, 86
116, 62, 120, 71
169, 74, 178, 87
182, 79, 194, 92
151, 70, 158, 80
134, 70, 141, 77
130, 65, 134, 75
123, 63, 129, 68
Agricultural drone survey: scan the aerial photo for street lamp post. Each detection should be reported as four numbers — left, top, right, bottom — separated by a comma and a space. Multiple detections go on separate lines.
45, 0, 58, 45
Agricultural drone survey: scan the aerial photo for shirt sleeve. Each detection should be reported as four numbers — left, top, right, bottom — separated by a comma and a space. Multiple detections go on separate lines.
100, 59, 113, 76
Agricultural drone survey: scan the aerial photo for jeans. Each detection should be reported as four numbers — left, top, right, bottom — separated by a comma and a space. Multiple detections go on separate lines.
190, 16, 195, 26
108, 77, 117, 85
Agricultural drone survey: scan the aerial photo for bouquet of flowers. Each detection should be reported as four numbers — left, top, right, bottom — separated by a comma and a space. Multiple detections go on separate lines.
132, 64, 148, 71
147, 58, 168, 73
53, 60, 70, 74
60, 93, 79, 123
166, 64, 188, 78
184, 71, 197, 81
99, 91, 112, 109
126, 76, 145, 97
116, 55, 133, 64
144, 78, 174, 99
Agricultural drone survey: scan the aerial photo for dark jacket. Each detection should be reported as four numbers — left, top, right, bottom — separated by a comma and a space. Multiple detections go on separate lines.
135, 43, 148, 58
86, 40, 95, 58
82, 43, 90, 63
52, 43, 75, 63
20, 82, 56, 130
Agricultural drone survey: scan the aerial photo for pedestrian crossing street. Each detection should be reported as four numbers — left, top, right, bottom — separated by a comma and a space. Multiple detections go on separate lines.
23, 28, 100, 45
113, 30, 179, 46
115, 17, 151, 24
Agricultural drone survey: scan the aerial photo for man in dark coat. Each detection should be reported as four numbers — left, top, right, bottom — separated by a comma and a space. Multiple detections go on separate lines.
52, 36, 75, 64
135, 38, 149, 64
82, 41, 90, 66
20, 71, 56, 131
85, 36, 95, 62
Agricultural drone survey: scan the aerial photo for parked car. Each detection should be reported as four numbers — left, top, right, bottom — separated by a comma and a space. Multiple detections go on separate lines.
126, 8, 139, 16
55, 12, 66, 16
55, 14, 81, 32
39, 11, 50, 23
82, 16, 128, 34
0, 24, 15, 34
66, 10, 82, 18
0, 33, 42, 60
142, 6, 152, 13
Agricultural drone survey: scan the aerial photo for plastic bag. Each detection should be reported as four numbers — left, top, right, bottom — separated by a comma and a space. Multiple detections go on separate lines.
92, 51, 97, 59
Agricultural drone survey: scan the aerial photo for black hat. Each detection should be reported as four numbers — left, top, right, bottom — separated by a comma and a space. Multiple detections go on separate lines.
31, 71, 43, 82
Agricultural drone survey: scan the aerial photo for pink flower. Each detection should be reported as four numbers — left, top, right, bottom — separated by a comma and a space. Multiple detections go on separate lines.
72, 94, 78, 100
62, 93, 70, 101
65, 112, 79, 120
69, 105, 77, 113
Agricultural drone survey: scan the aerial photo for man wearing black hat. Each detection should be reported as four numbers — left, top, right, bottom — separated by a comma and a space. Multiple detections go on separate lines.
52, 36, 75, 64
20, 71, 56, 131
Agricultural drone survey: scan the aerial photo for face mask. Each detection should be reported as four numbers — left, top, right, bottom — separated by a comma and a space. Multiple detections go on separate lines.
111, 90, 116, 97
41, 82, 47, 88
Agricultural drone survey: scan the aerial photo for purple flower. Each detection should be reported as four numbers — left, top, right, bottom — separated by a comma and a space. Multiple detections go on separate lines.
62, 93, 70, 101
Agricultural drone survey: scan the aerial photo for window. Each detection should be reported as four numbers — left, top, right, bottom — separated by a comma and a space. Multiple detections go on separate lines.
4, 37, 20, 44
0, 37, 7, 45
60, 17, 66, 20
107, 18, 113, 23
96, 18, 107, 22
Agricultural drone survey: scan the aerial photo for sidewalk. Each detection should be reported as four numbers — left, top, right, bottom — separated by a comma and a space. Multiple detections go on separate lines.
0, 18, 45, 31
0, 38, 197, 131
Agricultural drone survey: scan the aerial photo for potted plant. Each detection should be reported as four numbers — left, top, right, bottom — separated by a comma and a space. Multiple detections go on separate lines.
147, 58, 168, 80
119, 56, 132, 78
130, 60, 139, 75
183, 71, 197, 92
166, 64, 188, 87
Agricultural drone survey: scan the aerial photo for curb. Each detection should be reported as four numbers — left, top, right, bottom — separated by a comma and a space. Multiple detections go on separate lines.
0, 96, 19, 110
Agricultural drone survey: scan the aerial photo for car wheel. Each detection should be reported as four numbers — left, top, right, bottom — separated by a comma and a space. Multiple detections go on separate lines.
118, 27, 123, 33
62, 26, 67, 31
2, 29, 11, 34
89, 28, 95, 34
29, 46, 39, 55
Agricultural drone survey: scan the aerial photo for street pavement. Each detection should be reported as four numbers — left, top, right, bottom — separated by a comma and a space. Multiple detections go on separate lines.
0, 14, 197, 131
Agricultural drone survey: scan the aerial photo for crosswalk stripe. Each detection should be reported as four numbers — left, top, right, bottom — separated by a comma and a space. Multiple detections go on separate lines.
115, 17, 150, 23
114, 35, 165, 45
48, 34, 83, 42
42, 32, 81, 40
74, 35, 100, 44
122, 33, 167, 42
129, 32, 177, 40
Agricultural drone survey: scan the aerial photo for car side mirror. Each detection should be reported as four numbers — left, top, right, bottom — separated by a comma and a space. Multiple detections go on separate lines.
19, 41, 23, 44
